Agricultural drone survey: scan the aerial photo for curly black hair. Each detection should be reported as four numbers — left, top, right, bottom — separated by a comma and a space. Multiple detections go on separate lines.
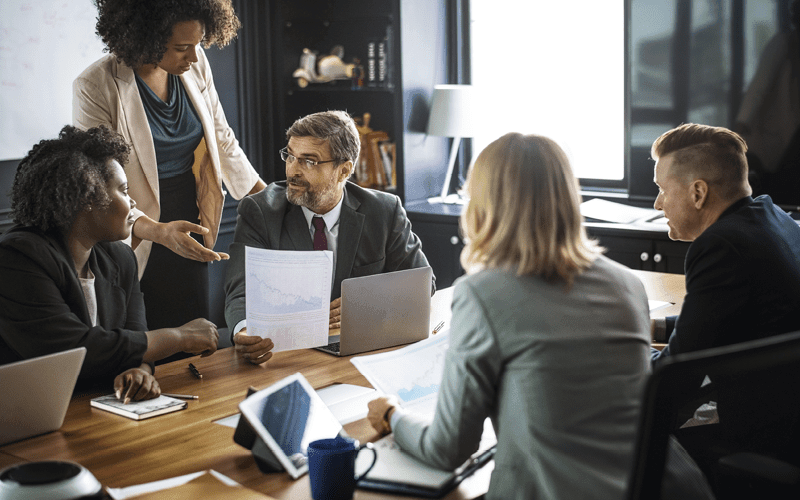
94, 0, 241, 68
11, 125, 130, 233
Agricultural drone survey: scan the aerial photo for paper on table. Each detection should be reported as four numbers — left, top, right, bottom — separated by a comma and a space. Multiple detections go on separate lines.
245, 247, 332, 352
581, 198, 662, 224
316, 383, 378, 424
213, 413, 240, 429
351, 331, 450, 417
212, 383, 377, 429
649, 300, 673, 312
106, 470, 250, 500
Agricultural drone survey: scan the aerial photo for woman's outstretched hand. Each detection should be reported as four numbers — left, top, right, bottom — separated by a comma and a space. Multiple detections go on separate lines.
159, 220, 229, 262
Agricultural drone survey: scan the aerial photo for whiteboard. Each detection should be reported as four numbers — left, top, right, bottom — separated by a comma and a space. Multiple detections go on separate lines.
0, 0, 106, 160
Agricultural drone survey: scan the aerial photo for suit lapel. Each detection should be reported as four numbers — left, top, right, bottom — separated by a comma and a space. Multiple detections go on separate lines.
113, 60, 160, 201
285, 204, 314, 250
180, 59, 218, 170
334, 188, 364, 299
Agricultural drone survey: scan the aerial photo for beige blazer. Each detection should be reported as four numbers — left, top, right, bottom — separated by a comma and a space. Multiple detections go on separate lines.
73, 48, 260, 277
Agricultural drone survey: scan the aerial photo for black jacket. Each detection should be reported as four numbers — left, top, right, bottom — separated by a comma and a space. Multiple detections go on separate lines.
654, 195, 800, 360
0, 225, 148, 381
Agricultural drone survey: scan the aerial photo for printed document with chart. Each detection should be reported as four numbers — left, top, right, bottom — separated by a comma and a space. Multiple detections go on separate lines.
351, 330, 497, 493
245, 247, 332, 352
351, 330, 451, 417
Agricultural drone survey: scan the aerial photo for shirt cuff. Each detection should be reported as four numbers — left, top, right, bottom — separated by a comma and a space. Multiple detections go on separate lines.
233, 320, 247, 336
390, 406, 409, 432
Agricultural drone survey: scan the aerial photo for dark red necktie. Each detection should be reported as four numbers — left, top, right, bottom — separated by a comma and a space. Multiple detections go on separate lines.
312, 217, 328, 251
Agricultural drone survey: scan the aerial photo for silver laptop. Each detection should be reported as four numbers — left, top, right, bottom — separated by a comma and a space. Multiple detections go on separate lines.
0, 347, 86, 445
317, 266, 432, 356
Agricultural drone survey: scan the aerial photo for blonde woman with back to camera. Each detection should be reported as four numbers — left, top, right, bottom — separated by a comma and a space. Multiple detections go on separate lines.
366, 133, 714, 499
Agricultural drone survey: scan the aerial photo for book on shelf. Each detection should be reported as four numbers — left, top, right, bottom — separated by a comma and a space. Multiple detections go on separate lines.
90, 394, 187, 421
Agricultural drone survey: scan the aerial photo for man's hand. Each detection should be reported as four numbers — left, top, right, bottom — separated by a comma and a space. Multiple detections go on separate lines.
114, 364, 160, 404
158, 220, 230, 262
329, 297, 342, 330
234, 328, 275, 364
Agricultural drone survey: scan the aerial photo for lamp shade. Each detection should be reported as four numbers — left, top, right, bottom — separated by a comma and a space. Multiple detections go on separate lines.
426, 84, 476, 138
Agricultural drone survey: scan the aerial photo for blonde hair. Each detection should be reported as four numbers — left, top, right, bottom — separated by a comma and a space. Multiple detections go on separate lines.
460, 133, 602, 286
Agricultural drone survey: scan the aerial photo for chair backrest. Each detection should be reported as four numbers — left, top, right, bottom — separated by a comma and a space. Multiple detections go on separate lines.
626, 330, 800, 500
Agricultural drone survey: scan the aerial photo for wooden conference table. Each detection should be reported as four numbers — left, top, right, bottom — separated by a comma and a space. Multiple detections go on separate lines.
0, 270, 685, 499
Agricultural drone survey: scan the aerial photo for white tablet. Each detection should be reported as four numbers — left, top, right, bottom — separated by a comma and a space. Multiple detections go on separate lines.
238, 373, 344, 479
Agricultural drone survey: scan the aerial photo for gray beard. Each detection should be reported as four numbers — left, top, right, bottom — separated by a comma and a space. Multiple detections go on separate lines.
286, 184, 340, 213
286, 189, 312, 208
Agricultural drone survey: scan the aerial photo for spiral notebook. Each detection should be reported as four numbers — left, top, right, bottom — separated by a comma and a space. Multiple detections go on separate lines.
90, 394, 186, 420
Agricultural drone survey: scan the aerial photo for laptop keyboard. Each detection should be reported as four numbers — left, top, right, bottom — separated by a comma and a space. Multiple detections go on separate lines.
317, 342, 340, 354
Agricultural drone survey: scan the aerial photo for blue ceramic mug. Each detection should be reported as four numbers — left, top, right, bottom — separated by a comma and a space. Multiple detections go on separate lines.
308, 436, 378, 500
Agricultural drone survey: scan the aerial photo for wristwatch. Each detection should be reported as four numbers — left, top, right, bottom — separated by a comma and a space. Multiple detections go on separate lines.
381, 406, 393, 434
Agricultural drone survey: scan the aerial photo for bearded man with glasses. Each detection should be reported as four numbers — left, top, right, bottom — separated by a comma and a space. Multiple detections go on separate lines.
224, 110, 434, 364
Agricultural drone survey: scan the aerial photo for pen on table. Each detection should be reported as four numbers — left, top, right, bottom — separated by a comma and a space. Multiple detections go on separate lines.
162, 393, 199, 400
188, 363, 203, 379
432, 321, 445, 335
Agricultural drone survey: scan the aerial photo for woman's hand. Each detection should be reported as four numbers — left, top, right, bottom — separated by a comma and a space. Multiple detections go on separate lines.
177, 318, 219, 357
114, 364, 160, 404
132, 216, 229, 262
367, 397, 397, 435
159, 220, 229, 262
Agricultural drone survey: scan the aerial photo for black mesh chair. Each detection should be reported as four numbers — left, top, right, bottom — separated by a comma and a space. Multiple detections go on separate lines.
626, 330, 800, 500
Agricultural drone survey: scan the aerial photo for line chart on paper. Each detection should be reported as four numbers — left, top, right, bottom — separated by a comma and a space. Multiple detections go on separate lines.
350, 331, 450, 417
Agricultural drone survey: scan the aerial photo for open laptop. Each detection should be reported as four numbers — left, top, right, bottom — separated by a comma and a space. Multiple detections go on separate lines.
0, 347, 86, 445
316, 266, 432, 356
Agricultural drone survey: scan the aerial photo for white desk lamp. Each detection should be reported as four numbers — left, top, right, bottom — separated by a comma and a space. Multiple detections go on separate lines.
426, 84, 476, 204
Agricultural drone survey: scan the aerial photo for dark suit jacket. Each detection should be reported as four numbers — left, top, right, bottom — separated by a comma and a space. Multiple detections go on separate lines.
652, 196, 800, 459
653, 195, 800, 361
0, 226, 148, 381
224, 181, 434, 332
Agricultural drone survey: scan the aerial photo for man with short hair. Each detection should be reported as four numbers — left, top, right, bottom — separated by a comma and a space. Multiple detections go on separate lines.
650, 122, 800, 359
649, 123, 800, 490
224, 110, 434, 364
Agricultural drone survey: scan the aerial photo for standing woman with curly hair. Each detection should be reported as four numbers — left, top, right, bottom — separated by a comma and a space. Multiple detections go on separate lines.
74, 0, 266, 332
0, 125, 219, 401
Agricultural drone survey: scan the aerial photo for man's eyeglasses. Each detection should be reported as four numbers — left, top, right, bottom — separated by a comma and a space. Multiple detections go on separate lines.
280, 148, 341, 169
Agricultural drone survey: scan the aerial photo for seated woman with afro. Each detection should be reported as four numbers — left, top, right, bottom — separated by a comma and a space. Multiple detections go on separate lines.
0, 125, 219, 402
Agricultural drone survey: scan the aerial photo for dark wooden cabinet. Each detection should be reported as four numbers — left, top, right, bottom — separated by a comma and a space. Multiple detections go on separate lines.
408, 202, 691, 289
406, 201, 465, 289
584, 224, 689, 274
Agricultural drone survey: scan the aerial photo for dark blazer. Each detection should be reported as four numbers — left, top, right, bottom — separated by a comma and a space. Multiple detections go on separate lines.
654, 195, 800, 361
224, 181, 434, 331
0, 226, 148, 381
652, 197, 800, 460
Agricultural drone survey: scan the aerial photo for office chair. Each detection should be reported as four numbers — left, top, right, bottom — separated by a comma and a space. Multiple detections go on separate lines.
626, 330, 800, 500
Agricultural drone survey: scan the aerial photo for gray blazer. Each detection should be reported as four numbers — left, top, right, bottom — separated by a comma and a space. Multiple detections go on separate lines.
393, 257, 711, 499
224, 181, 433, 331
